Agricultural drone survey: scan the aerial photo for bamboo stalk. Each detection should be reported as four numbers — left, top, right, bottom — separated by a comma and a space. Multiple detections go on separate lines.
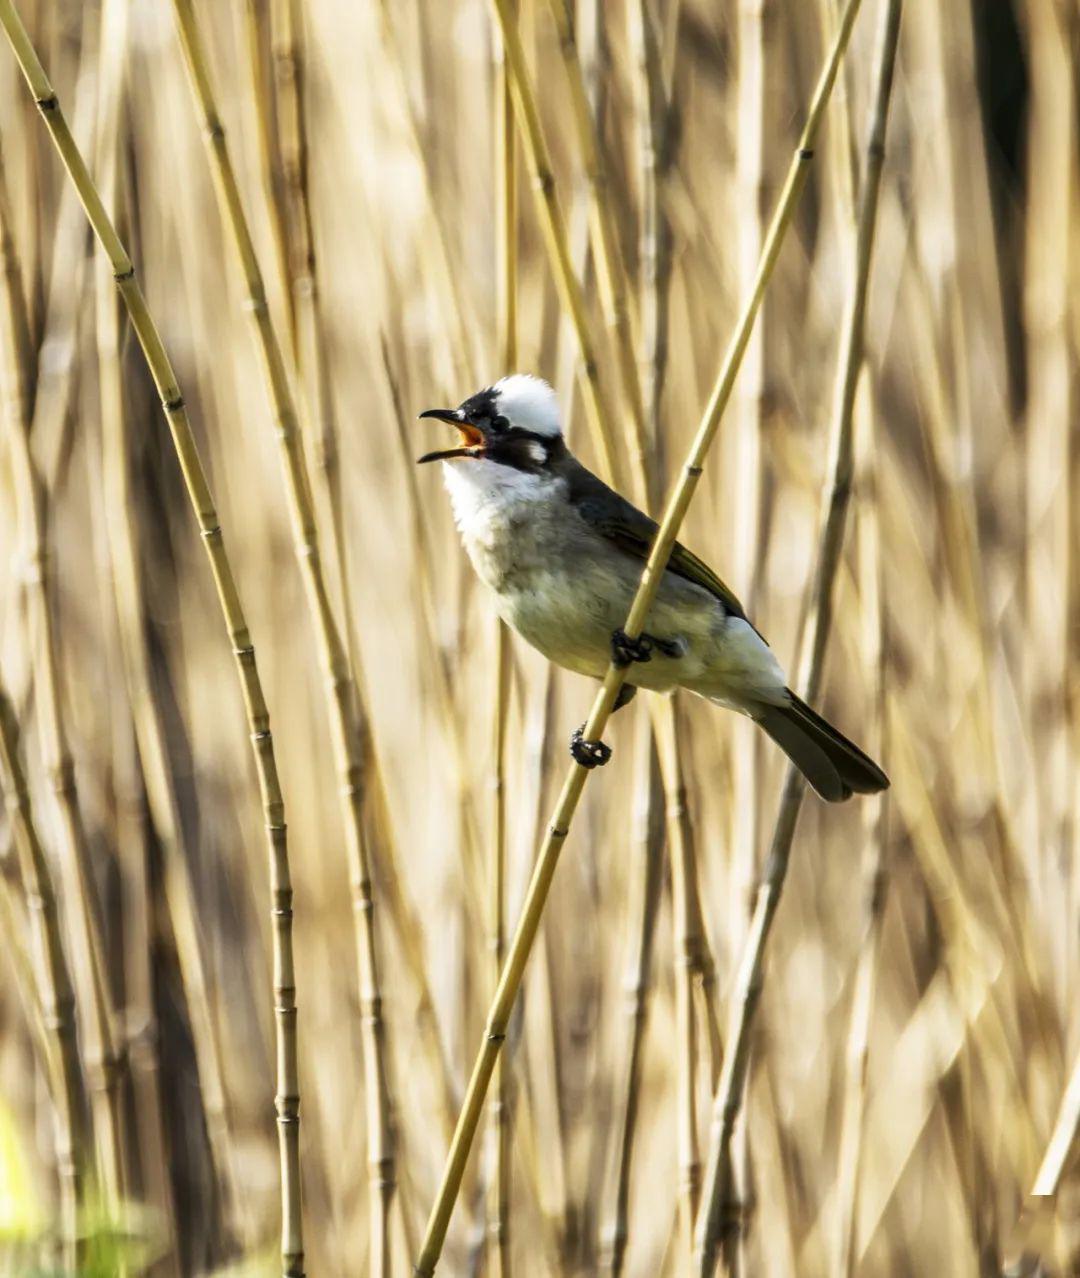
599, 711, 665, 1277
165, 5, 397, 1271
263, 0, 464, 1214
487, 0, 621, 484
92, 0, 236, 1248
0, 685, 85, 1271
413, 4, 864, 1268
0, 7, 307, 1271
0, 126, 128, 1221
544, 0, 648, 478
695, 4, 901, 1271
488, 12, 517, 1271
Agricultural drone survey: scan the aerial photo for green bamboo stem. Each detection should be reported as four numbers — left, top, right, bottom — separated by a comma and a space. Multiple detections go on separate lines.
0, 6, 306, 1272
0, 685, 85, 1271
0, 131, 128, 1221
488, 0, 621, 484
166, 5, 397, 1271
694, 3, 898, 1271
413, 3, 864, 1268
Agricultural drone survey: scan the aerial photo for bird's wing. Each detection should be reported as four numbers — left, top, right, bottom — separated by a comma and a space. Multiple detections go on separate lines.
564, 460, 750, 622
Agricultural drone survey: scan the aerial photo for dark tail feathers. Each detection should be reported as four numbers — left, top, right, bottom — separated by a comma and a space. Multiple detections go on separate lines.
757, 690, 889, 803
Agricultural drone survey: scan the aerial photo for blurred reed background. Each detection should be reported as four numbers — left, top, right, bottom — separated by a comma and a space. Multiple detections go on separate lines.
0, 0, 1077, 1274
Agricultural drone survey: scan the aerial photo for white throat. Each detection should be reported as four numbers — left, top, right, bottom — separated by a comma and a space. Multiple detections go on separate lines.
441, 457, 555, 534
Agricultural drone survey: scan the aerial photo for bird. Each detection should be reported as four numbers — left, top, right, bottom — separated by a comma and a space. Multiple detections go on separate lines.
418, 374, 888, 802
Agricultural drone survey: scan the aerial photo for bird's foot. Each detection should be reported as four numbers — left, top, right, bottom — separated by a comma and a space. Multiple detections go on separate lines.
611, 629, 683, 666
611, 629, 653, 666
570, 726, 612, 769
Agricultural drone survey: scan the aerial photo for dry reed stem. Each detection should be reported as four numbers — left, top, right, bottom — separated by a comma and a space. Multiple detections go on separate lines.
0, 130, 128, 1219
599, 711, 665, 1278
375, 0, 480, 388
487, 12, 516, 1270
831, 376, 886, 1277
0, 6, 307, 1270
262, 1, 463, 1217
544, 0, 649, 481
92, 0, 237, 1245
413, 3, 864, 1268
695, 1, 899, 1270
487, 0, 620, 484
166, 6, 397, 1271
0, 685, 85, 1269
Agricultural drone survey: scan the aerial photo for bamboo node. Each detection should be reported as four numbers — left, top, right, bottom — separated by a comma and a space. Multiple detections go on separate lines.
685, 464, 703, 477
799, 147, 815, 160
487, 1031, 507, 1044
549, 824, 568, 839
113, 265, 135, 282
163, 394, 185, 413
233, 644, 255, 660
35, 94, 58, 112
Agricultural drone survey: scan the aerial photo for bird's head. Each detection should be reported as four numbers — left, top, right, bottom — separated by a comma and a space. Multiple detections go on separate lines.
418, 374, 565, 473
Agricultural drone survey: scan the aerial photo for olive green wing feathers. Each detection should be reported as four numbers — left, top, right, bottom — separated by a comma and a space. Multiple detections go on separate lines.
564, 460, 750, 623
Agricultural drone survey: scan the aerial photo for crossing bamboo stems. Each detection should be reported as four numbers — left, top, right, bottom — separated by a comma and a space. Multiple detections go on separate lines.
165, 5, 396, 1271
0, 6, 306, 1271
0, 686, 85, 1271
487, 0, 620, 485
0, 137, 128, 1221
695, 3, 899, 1271
413, 3, 865, 1269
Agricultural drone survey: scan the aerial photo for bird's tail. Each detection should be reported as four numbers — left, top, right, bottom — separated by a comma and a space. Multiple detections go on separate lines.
756, 690, 889, 803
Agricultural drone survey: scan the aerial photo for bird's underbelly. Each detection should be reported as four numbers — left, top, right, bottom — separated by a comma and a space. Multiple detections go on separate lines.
462, 523, 787, 704
495, 565, 722, 694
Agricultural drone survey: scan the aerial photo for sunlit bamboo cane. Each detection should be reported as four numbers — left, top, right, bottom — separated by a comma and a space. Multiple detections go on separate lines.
166, 4, 397, 1270
0, 6, 307, 1272
413, 2, 865, 1267
695, 3, 899, 1271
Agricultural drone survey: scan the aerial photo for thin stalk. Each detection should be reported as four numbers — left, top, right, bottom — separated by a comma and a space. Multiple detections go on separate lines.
0, 133, 128, 1220
166, 5, 395, 1271
92, 0, 236, 1243
488, 13, 516, 1272
413, 3, 865, 1267
0, 686, 85, 1271
0, 8, 306, 1272
544, 0, 648, 476
831, 383, 885, 1277
694, 4, 901, 1272
265, 0, 461, 1204
599, 711, 665, 1278
488, 0, 621, 484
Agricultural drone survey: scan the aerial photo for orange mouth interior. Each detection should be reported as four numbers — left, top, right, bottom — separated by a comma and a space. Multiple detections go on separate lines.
457, 422, 485, 449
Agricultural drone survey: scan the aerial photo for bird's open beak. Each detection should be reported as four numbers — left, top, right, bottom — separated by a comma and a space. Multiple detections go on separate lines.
417, 408, 486, 464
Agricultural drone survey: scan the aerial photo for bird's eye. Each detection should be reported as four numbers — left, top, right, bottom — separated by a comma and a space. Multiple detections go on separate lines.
490, 414, 509, 434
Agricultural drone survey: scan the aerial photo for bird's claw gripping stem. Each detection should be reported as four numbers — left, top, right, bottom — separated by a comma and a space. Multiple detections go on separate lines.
611, 628, 682, 666
611, 629, 653, 667
570, 726, 612, 769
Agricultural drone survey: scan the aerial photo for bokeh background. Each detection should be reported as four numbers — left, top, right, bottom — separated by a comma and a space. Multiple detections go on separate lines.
0, 0, 1077, 1274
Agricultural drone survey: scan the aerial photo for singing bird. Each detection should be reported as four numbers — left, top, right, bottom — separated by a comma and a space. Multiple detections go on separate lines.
419, 374, 888, 802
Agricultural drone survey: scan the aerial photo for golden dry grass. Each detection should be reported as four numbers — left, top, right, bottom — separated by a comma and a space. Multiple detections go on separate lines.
0, 1, 1077, 1276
